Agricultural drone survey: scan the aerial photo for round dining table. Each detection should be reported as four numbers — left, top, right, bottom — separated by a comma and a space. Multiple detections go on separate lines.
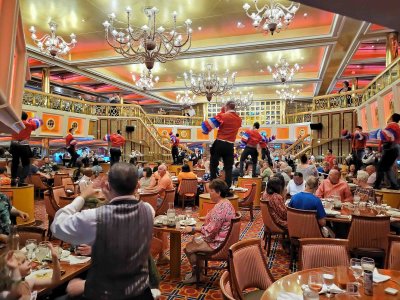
261, 266, 400, 299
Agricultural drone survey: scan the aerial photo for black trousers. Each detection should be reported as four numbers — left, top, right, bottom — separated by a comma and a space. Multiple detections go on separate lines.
374, 144, 399, 189
262, 147, 273, 166
55, 287, 153, 300
9, 142, 32, 182
210, 139, 234, 187
239, 146, 258, 177
352, 149, 364, 171
110, 148, 122, 166
67, 146, 79, 167
172, 146, 179, 164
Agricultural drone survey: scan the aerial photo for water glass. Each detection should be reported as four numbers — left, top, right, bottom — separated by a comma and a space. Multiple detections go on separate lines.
36, 242, 49, 266
308, 271, 323, 293
361, 257, 375, 272
322, 268, 335, 298
350, 258, 362, 282
185, 207, 192, 221
353, 195, 361, 205
25, 239, 37, 261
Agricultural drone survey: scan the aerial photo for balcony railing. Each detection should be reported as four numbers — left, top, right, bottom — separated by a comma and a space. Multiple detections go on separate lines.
285, 111, 312, 124
147, 114, 203, 126
312, 89, 364, 111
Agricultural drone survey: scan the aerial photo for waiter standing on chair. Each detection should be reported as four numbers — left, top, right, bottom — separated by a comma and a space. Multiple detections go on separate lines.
202, 100, 242, 187
170, 132, 180, 165
10, 111, 42, 185
66, 127, 79, 168
239, 122, 263, 177
104, 130, 126, 166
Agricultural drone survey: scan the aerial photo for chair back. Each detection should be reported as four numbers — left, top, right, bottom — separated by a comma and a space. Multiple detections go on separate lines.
29, 174, 48, 189
178, 178, 198, 196
220, 271, 235, 300
140, 192, 159, 211
229, 238, 274, 300
44, 190, 60, 220
209, 213, 242, 260
347, 215, 390, 251
51, 186, 67, 205
387, 235, 400, 270
299, 238, 349, 270
156, 188, 175, 216
62, 177, 76, 193
287, 207, 322, 239
17, 226, 46, 245
54, 173, 69, 187
240, 183, 256, 206
204, 182, 210, 193
260, 201, 285, 234
193, 169, 205, 178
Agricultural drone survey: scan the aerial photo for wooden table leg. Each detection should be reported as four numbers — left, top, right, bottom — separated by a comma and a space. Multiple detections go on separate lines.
169, 231, 181, 279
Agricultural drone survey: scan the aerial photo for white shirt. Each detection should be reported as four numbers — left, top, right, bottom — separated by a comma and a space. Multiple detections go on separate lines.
51, 196, 155, 246
287, 179, 305, 196
77, 175, 91, 193
367, 172, 376, 185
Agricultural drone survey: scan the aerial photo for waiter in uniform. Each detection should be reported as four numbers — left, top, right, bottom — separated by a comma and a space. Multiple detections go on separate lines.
170, 132, 180, 164
66, 127, 79, 168
342, 125, 369, 171
202, 100, 242, 187
10, 111, 42, 185
260, 132, 275, 166
239, 122, 263, 177
104, 130, 126, 166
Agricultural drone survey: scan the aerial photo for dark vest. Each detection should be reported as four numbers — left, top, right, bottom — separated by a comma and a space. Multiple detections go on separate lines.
84, 198, 153, 300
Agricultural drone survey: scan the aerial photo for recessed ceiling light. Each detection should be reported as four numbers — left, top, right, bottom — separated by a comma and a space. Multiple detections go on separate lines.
237, 21, 245, 29
371, 45, 375, 48
303, 13, 308, 17
198, 26, 202, 31
82, 19, 85, 22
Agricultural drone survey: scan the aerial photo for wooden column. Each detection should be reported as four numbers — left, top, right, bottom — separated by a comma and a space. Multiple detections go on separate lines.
41, 68, 50, 93
386, 32, 399, 67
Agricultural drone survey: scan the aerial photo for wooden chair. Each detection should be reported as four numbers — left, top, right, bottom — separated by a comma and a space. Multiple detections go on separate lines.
260, 200, 287, 256
62, 177, 78, 194
17, 226, 46, 245
177, 178, 198, 209
51, 186, 67, 205
193, 169, 205, 178
287, 207, 322, 268
53, 173, 69, 187
194, 213, 242, 286
220, 271, 235, 300
156, 188, 175, 216
28, 174, 49, 198
386, 235, 400, 270
347, 215, 390, 268
139, 192, 159, 211
299, 238, 349, 270
44, 190, 60, 239
203, 181, 210, 193
238, 183, 257, 221
229, 238, 275, 300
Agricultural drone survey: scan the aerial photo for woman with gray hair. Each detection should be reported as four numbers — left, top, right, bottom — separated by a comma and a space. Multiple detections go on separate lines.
354, 170, 375, 202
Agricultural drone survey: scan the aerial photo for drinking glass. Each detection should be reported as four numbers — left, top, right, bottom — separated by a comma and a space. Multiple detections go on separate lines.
322, 268, 335, 298
361, 257, 375, 273
325, 199, 333, 211
353, 195, 361, 205
35, 242, 49, 267
25, 239, 37, 261
375, 205, 382, 215
350, 258, 362, 282
308, 271, 323, 293
185, 207, 192, 224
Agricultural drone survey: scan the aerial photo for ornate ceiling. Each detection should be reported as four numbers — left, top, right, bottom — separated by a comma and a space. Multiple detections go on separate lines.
21, 0, 392, 106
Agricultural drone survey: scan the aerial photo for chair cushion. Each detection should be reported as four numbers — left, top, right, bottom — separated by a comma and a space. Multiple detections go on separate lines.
184, 193, 195, 197
243, 289, 265, 300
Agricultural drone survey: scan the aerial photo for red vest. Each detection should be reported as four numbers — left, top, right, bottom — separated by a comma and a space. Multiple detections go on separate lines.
215, 111, 242, 143
244, 129, 263, 147
11, 120, 38, 141
110, 134, 126, 147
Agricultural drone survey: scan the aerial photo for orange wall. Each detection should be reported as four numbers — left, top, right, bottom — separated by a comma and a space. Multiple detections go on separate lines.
383, 92, 394, 123
67, 117, 84, 135
41, 113, 62, 134
295, 126, 309, 138
196, 129, 209, 140
276, 127, 289, 139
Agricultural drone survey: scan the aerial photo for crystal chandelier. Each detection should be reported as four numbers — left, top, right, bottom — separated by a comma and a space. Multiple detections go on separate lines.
176, 90, 196, 106
184, 64, 237, 102
243, 0, 300, 35
29, 21, 77, 57
132, 70, 159, 91
276, 86, 301, 102
268, 57, 300, 83
103, 7, 192, 70
219, 90, 254, 109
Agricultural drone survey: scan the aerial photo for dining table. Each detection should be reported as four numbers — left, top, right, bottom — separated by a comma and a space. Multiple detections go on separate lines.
324, 205, 400, 224
262, 266, 400, 299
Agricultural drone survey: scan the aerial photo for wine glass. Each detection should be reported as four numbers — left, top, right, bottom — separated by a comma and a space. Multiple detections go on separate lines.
322, 268, 335, 298
308, 271, 323, 293
353, 195, 361, 206
185, 207, 192, 224
25, 239, 37, 261
35, 242, 49, 267
350, 258, 362, 283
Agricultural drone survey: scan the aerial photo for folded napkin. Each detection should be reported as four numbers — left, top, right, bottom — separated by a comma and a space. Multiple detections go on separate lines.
277, 292, 302, 300
61, 255, 91, 265
320, 284, 344, 294
373, 268, 391, 283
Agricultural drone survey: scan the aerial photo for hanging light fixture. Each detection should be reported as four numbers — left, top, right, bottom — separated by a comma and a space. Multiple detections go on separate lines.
176, 90, 196, 106
103, 7, 192, 70
183, 64, 237, 102
29, 21, 77, 57
219, 89, 254, 109
268, 57, 300, 83
276, 86, 301, 102
243, 0, 300, 35
132, 70, 159, 91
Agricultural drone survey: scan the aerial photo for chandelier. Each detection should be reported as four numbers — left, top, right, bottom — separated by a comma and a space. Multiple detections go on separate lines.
29, 21, 77, 57
219, 90, 254, 109
132, 70, 159, 90
276, 86, 301, 102
103, 7, 192, 70
176, 90, 196, 106
183, 64, 237, 102
268, 57, 300, 83
243, 0, 300, 35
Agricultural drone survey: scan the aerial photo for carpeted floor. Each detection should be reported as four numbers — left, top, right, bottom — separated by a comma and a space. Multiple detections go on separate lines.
34, 199, 294, 299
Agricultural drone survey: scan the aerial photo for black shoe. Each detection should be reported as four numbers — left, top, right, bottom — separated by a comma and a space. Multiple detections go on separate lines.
225, 191, 234, 198
389, 186, 400, 190
10, 180, 17, 187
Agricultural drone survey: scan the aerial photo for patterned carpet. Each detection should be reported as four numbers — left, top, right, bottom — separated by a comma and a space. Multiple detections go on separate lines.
34, 199, 294, 299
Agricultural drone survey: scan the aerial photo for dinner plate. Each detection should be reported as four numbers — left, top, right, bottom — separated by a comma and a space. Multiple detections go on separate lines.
325, 210, 340, 216
26, 269, 53, 281
387, 210, 400, 217
179, 219, 196, 226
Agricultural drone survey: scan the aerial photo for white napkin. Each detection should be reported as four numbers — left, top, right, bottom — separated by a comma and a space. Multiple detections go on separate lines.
373, 268, 391, 283
277, 292, 302, 300
320, 284, 344, 294
61, 255, 91, 265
